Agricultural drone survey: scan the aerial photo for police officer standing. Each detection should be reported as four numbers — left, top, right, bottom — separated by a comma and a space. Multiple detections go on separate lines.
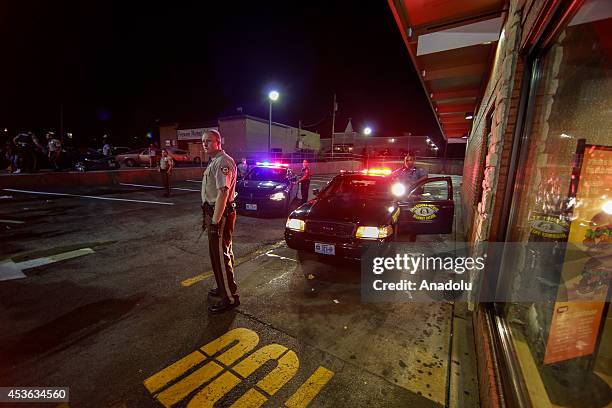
392, 152, 428, 241
298, 159, 311, 202
237, 157, 249, 180
201, 129, 239, 313
392, 152, 428, 190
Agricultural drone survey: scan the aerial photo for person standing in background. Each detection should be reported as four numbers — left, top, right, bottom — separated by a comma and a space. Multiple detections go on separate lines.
158, 149, 174, 197
298, 159, 311, 202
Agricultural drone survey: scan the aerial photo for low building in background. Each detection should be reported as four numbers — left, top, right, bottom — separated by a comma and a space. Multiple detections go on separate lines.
159, 115, 320, 163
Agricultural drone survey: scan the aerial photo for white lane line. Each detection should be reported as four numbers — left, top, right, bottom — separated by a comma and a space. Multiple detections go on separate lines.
16, 248, 95, 270
186, 179, 202, 183
0, 248, 96, 281
3, 189, 174, 206
0, 219, 24, 224
119, 183, 200, 192
263, 250, 297, 262
0, 260, 26, 281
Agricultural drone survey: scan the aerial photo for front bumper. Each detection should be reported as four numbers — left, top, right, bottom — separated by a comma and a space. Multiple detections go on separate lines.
236, 195, 287, 215
285, 229, 392, 260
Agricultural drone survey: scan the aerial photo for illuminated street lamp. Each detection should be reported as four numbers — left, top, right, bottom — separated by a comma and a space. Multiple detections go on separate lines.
363, 126, 372, 168
268, 90, 279, 154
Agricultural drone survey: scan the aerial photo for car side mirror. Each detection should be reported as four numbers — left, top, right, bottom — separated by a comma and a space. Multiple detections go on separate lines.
313, 188, 320, 196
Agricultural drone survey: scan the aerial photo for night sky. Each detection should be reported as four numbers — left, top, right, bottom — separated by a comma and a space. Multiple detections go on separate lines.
1, 1, 442, 147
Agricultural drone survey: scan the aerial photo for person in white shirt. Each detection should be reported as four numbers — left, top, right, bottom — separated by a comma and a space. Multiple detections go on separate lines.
158, 149, 174, 197
46, 132, 62, 170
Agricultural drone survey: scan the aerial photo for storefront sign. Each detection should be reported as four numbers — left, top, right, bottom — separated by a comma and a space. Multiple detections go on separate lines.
544, 144, 612, 365
177, 127, 217, 140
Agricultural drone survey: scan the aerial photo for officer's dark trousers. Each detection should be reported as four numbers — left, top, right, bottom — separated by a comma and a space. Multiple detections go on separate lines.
301, 180, 310, 202
206, 211, 238, 303
161, 170, 171, 195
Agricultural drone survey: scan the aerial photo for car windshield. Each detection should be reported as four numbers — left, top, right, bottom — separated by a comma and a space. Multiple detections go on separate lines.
320, 175, 392, 198
246, 167, 287, 182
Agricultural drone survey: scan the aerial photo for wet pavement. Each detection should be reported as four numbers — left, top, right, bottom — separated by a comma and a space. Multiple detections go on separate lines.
0, 174, 477, 407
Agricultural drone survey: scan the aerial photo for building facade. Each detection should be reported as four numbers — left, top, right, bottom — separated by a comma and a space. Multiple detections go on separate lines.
390, 0, 612, 406
159, 115, 320, 163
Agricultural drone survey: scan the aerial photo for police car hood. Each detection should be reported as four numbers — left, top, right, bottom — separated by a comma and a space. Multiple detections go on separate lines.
307, 195, 394, 225
236, 180, 285, 196
237, 180, 285, 192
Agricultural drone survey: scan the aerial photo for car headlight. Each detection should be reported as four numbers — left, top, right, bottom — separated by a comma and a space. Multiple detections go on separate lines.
391, 182, 406, 197
270, 192, 286, 201
286, 218, 305, 231
356, 225, 393, 239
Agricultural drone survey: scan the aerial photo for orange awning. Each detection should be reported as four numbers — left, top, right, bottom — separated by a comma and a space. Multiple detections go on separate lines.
388, 0, 507, 140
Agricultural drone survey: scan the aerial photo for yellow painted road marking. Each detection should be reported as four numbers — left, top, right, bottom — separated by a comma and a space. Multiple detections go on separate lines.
144, 351, 207, 394
181, 241, 286, 287
187, 371, 242, 407
232, 344, 287, 377
231, 389, 268, 408
257, 350, 299, 395
144, 328, 333, 408
201, 328, 260, 366
180, 272, 214, 287
157, 361, 224, 407
285, 367, 335, 408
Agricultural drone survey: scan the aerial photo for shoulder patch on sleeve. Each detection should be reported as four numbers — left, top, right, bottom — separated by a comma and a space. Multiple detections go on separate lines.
221, 166, 229, 175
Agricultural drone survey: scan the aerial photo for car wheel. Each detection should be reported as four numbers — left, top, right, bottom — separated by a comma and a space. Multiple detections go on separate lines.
124, 158, 136, 167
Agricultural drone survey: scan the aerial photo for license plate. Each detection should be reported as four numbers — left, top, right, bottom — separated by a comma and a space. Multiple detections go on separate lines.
246, 203, 257, 210
315, 242, 335, 255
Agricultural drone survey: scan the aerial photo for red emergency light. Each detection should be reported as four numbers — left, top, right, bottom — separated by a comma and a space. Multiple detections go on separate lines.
361, 168, 392, 176
256, 161, 289, 168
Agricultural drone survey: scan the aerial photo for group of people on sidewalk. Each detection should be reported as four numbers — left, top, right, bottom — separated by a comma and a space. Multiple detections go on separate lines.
2, 131, 63, 173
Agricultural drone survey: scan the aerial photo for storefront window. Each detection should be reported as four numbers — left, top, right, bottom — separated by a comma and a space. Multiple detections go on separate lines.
499, 1, 612, 406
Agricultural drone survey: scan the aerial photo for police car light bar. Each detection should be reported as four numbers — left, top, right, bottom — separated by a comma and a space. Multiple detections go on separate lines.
256, 162, 289, 167
361, 168, 392, 176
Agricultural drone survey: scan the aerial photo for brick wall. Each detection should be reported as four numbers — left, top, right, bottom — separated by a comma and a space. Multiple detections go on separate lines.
475, 309, 503, 408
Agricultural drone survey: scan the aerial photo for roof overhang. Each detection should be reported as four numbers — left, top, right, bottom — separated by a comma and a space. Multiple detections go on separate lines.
388, 0, 507, 140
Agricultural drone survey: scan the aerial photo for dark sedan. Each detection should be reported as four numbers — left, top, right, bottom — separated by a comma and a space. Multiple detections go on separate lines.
235, 163, 299, 216
62, 147, 119, 172
284, 170, 454, 260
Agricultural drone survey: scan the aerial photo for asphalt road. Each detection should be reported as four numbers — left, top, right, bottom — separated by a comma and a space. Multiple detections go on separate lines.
0, 174, 477, 407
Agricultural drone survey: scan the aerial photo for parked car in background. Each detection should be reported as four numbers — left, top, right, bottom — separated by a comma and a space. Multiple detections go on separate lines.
111, 146, 130, 155
61, 147, 119, 172
114, 148, 160, 167
235, 162, 299, 216
164, 147, 199, 165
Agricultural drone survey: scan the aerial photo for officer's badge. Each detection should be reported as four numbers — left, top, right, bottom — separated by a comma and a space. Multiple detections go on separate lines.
221, 166, 229, 175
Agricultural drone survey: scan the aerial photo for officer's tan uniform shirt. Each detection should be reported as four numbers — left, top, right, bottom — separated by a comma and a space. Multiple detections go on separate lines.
201, 150, 237, 205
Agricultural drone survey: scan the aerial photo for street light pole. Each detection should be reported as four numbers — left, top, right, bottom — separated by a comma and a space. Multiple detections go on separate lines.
268, 90, 279, 157
268, 99, 272, 154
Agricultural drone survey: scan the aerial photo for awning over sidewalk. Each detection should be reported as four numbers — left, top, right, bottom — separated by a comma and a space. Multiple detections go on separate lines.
388, 0, 506, 140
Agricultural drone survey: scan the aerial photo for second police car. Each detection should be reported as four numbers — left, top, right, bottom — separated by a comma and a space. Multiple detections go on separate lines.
235, 162, 299, 215
284, 168, 454, 260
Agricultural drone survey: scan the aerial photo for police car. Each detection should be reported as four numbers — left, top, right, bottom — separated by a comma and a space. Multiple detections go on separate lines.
235, 162, 299, 216
284, 169, 454, 259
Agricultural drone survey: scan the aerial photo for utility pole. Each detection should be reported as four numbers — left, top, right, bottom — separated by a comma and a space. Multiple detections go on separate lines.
331, 93, 337, 158
60, 103, 64, 144
298, 119, 302, 162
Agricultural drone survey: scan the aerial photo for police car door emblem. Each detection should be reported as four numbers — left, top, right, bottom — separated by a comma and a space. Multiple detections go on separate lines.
410, 204, 439, 220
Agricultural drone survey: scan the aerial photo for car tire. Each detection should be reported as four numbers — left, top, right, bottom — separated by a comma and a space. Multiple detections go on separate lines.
124, 158, 136, 167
